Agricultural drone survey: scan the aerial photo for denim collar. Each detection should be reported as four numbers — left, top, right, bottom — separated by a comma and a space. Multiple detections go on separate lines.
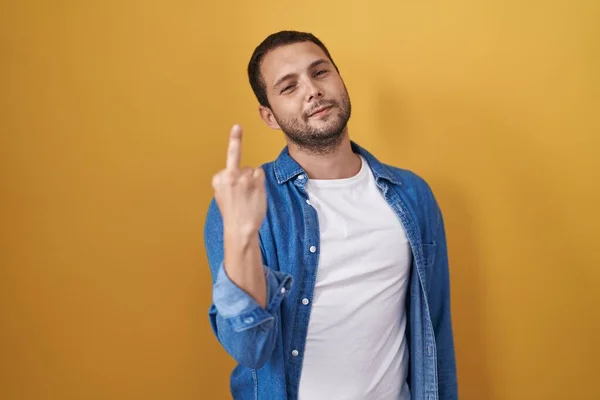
273, 141, 402, 186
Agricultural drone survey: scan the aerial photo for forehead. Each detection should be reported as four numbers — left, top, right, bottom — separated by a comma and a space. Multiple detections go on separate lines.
260, 41, 330, 87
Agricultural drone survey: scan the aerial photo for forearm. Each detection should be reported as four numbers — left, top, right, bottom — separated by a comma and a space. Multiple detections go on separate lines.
223, 230, 267, 308
205, 198, 291, 369
209, 265, 292, 369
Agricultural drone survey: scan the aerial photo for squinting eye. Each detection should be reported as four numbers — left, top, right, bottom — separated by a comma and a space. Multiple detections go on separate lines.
281, 85, 294, 94
315, 70, 328, 76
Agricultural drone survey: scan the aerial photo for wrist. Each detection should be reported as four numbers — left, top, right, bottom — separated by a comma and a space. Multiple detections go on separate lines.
223, 227, 259, 248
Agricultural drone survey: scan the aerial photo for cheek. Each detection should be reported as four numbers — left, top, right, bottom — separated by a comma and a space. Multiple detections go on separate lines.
327, 77, 347, 96
275, 99, 304, 120
333, 82, 348, 99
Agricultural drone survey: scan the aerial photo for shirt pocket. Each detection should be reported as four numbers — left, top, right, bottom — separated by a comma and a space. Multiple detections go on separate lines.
421, 242, 437, 270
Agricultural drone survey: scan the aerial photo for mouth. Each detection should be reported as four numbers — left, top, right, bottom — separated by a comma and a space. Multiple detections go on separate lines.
308, 105, 333, 118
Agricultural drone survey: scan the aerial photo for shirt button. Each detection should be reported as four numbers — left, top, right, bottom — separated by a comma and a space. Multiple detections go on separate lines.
306, 199, 311, 205
280, 287, 286, 294
292, 350, 299, 357
244, 317, 254, 324
309, 246, 316, 253
302, 298, 309, 305
297, 174, 305, 180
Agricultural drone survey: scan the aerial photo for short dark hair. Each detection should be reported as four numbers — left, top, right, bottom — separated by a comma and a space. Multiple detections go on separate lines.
247, 30, 339, 108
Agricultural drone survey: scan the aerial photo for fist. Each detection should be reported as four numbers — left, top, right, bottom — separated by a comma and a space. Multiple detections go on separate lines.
212, 125, 267, 236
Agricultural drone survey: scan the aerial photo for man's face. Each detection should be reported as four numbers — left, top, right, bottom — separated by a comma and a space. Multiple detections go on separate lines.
259, 41, 351, 154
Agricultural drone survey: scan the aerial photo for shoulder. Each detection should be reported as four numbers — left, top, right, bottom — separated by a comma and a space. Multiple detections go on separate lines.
384, 163, 436, 201
381, 163, 443, 239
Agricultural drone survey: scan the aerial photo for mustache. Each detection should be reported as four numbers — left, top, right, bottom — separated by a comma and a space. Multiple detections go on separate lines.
304, 100, 337, 118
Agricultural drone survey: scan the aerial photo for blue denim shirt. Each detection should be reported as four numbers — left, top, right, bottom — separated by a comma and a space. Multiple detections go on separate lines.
204, 142, 458, 400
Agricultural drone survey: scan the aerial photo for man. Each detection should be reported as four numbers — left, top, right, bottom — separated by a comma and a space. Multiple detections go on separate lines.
204, 30, 458, 400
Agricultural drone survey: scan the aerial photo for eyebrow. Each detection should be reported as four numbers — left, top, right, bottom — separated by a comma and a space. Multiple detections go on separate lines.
273, 58, 331, 91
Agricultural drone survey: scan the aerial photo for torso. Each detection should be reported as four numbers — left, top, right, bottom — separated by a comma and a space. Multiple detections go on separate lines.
297, 155, 412, 400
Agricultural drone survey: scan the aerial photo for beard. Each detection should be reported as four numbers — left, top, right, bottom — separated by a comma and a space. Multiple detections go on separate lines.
273, 91, 352, 156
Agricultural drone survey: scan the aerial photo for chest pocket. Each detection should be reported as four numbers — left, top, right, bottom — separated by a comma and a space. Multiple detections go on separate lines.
422, 242, 437, 270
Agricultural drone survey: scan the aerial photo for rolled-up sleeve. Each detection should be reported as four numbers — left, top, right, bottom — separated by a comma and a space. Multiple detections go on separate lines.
204, 198, 292, 369
213, 262, 292, 332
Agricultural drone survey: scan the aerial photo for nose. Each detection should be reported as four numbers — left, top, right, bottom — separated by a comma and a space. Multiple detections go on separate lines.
304, 79, 323, 102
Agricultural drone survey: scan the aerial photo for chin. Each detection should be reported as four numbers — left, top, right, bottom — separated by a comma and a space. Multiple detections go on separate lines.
313, 118, 345, 132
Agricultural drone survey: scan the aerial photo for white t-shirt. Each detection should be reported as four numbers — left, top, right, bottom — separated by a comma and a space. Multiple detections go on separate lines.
297, 155, 412, 400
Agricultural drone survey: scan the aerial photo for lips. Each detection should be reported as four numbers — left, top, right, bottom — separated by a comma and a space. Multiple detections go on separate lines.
309, 105, 332, 117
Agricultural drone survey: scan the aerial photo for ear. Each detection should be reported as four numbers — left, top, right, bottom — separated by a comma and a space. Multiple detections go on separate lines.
258, 105, 281, 130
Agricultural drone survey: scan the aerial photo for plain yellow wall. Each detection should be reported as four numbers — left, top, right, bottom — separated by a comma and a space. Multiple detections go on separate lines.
1, 1, 599, 399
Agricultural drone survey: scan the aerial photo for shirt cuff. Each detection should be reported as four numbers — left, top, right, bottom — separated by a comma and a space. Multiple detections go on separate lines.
212, 262, 293, 332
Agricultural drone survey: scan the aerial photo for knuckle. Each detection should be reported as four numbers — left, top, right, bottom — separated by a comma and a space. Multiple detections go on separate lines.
221, 174, 235, 185
238, 174, 250, 184
237, 167, 252, 182
211, 173, 222, 187
213, 170, 238, 187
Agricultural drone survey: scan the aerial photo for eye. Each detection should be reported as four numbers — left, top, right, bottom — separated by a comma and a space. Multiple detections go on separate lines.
280, 84, 295, 94
314, 69, 328, 77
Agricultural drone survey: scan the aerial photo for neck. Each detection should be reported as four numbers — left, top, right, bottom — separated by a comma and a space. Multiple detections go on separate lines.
287, 129, 361, 180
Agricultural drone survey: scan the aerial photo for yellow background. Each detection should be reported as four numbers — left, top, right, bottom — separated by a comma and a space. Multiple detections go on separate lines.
1, 1, 599, 399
